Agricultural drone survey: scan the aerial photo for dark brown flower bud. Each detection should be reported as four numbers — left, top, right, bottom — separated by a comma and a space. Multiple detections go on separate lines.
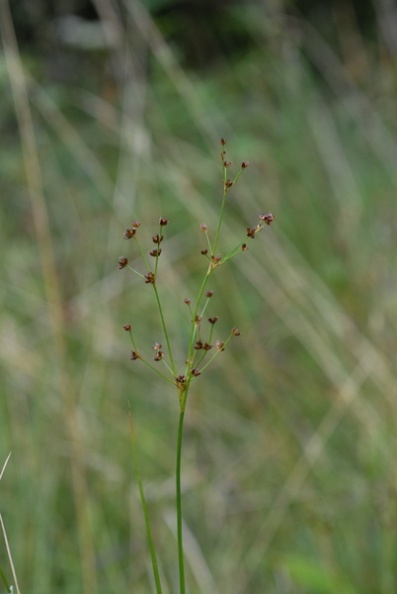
191, 368, 201, 377
224, 161, 231, 168
118, 257, 128, 269
144, 272, 156, 284
225, 179, 233, 189
200, 224, 207, 232
195, 315, 202, 324
153, 342, 162, 351
194, 340, 203, 350
231, 327, 241, 336
246, 227, 256, 239
208, 316, 218, 325
124, 228, 136, 239
220, 138, 227, 146
211, 254, 222, 264
184, 298, 191, 305
259, 212, 274, 225
203, 342, 213, 351
176, 374, 187, 384
241, 161, 249, 169
201, 249, 208, 255
131, 221, 141, 228
216, 340, 225, 351
159, 217, 168, 226
131, 351, 140, 360
149, 248, 162, 257
241, 243, 248, 251
123, 324, 131, 331
154, 351, 164, 361
205, 290, 214, 298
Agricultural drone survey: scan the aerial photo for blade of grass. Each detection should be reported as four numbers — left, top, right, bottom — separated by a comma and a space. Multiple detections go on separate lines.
0, 453, 12, 482
0, 513, 21, 594
0, 453, 13, 592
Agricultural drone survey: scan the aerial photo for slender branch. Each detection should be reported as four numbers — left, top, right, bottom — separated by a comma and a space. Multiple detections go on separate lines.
152, 284, 177, 375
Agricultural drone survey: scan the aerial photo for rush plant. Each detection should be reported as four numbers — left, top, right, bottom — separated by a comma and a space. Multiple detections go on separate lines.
118, 138, 274, 594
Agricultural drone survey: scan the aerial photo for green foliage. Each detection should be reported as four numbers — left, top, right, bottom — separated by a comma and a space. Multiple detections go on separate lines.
281, 554, 357, 594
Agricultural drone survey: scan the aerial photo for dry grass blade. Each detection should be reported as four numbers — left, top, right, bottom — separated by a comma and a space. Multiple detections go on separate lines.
0, 453, 12, 482
0, 514, 21, 594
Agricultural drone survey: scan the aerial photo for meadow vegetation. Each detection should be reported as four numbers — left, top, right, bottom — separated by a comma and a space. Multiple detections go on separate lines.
0, 1, 397, 593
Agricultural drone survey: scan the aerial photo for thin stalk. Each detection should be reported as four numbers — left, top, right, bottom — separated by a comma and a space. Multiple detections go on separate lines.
213, 162, 246, 256
0, 514, 21, 594
126, 328, 175, 384
185, 266, 212, 372
212, 186, 227, 257
129, 413, 163, 594
176, 389, 188, 594
152, 284, 176, 375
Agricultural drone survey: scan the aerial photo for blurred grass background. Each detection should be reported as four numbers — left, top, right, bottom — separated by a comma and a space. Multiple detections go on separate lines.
1, 0, 397, 592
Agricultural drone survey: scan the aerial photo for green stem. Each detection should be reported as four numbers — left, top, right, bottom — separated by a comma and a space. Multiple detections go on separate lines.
176, 389, 189, 594
212, 190, 227, 257
152, 284, 176, 375
185, 268, 212, 372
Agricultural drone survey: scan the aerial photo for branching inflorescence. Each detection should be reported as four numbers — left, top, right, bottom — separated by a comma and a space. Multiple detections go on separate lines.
118, 138, 274, 594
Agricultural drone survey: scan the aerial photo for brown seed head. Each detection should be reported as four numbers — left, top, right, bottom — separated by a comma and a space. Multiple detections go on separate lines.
175, 374, 187, 384
131, 221, 141, 228
205, 290, 214, 298
154, 351, 164, 361
216, 340, 225, 351
131, 351, 140, 360
259, 212, 275, 225
184, 298, 191, 305
200, 224, 208, 232
152, 234, 163, 244
203, 342, 213, 351
208, 316, 218, 325
159, 217, 168, 226
231, 327, 241, 336
123, 324, 131, 331
201, 249, 208, 256
246, 227, 256, 239
220, 137, 227, 146
225, 179, 233, 189
149, 248, 162, 257
191, 368, 201, 377
224, 161, 231, 168
118, 257, 128, 269
241, 243, 248, 251
194, 340, 203, 350
144, 272, 156, 284
124, 228, 136, 239
241, 161, 249, 169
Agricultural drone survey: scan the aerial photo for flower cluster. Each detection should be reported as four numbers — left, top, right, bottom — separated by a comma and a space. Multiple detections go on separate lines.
118, 139, 274, 398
